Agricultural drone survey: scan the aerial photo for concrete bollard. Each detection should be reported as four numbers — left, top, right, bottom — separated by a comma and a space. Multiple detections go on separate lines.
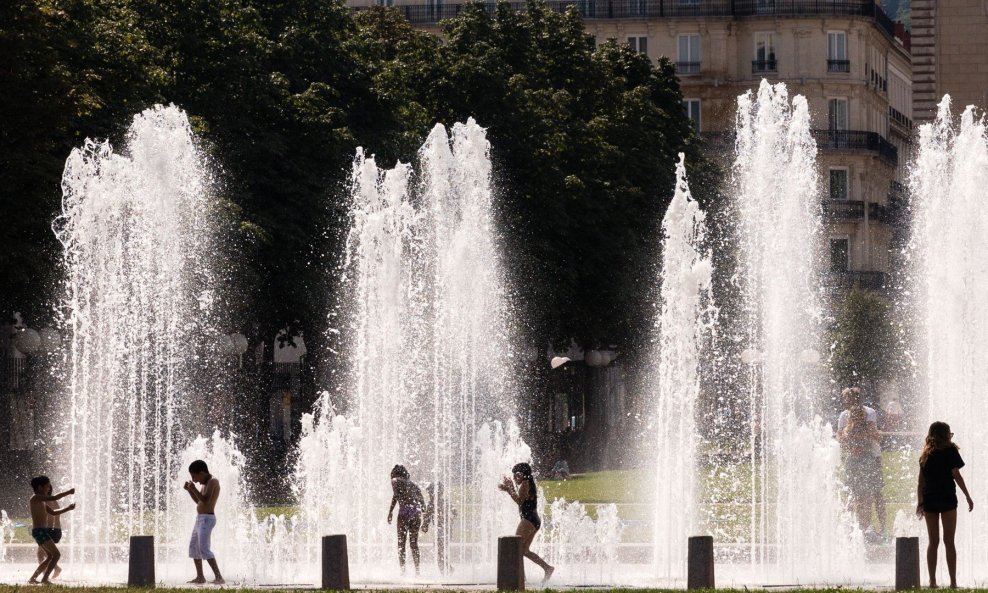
127, 535, 155, 587
321, 535, 351, 590
497, 535, 525, 591
896, 536, 921, 590
687, 535, 715, 589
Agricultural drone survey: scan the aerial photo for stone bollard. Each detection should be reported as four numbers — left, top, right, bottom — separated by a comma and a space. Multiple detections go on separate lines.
896, 536, 921, 590
321, 535, 351, 590
687, 535, 715, 590
127, 535, 155, 587
497, 535, 525, 591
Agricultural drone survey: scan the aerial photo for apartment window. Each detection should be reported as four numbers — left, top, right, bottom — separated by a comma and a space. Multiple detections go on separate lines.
628, 35, 648, 55
828, 98, 849, 131
683, 99, 701, 133
756, 0, 774, 12
677, 34, 701, 75
829, 169, 849, 201
827, 32, 849, 72
830, 238, 849, 272
753, 33, 777, 73
578, 0, 597, 17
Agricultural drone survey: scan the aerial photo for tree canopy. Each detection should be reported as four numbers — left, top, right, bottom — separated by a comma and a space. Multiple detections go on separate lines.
1, 0, 710, 361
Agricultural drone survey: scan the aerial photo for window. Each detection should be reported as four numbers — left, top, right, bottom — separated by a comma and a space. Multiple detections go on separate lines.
578, 0, 597, 16
830, 238, 849, 272
677, 34, 701, 75
828, 98, 848, 131
753, 33, 776, 72
829, 169, 849, 201
756, 0, 774, 12
628, 36, 648, 55
683, 99, 701, 133
827, 31, 849, 72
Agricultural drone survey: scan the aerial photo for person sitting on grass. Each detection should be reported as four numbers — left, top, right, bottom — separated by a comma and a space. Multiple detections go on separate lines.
27, 476, 75, 585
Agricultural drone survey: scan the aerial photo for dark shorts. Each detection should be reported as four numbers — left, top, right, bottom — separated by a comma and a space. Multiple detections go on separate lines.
923, 497, 959, 514
31, 528, 57, 546
50, 528, 62, 544
845, 455, 882, 498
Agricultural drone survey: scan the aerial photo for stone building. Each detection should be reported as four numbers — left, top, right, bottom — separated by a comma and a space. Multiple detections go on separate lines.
912, 0, 988, 122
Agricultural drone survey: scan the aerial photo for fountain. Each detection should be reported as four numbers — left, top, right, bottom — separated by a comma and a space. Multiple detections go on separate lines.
910, 96, 988, 584
295, 119, 525, 581
53, 104, 224, 576
650, 153, 715, 581
649, 81, 864, 586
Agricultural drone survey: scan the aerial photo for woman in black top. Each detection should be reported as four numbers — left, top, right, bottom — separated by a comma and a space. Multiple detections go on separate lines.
916, 421, 974, 589
499, 462, 554, 584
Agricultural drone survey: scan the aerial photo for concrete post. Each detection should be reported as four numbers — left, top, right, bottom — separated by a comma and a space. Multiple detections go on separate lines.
497, 535, 525, 591
896, 536, 921, 590
127, 535, 155, 587
687, 535, 715, 589
321, 535, 351, 590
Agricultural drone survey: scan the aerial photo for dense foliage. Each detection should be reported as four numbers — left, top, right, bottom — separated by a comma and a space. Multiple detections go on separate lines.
1, 0, 709, 371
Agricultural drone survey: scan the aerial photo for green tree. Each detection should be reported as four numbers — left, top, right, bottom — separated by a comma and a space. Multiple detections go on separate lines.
830, 286, 897, 389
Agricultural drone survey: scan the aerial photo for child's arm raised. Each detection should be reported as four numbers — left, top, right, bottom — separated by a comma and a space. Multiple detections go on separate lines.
183, 481, 202, 503
38, 488, 75, 502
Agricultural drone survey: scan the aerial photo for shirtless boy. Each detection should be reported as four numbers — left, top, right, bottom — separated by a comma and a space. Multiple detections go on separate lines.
183, 460, 224, 584
27, 476, 75, 584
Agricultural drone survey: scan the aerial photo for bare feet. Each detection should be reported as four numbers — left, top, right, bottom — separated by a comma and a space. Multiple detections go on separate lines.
52, 566, 62, 580
188, 577, 207, 584
542, 566, 555, 585
211, 578, 225, 585
28, 579, 40, 585
929, 583, 938, 589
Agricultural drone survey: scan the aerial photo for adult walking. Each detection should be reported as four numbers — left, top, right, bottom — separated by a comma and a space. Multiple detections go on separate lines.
499, 462, 554, 584
916, 421, 974, 589
837, 386, 886, 536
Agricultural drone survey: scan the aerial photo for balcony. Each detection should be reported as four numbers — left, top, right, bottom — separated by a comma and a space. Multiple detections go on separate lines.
358, 0, 896, 30
822, 200, 893, 224
889, 106, 913, 130
812, 129, 898, 167
752, 59, 777, 73
676, 61, 701, 75
827, 59, 850, 73
826, 270, 889, 292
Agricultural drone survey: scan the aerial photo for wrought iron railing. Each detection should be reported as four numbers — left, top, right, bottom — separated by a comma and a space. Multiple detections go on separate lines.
812, 129, 898, 166
752, 59, 777, 73
676, 61, 701, 74
356, 0, 896, 31
827, 59, 850, 72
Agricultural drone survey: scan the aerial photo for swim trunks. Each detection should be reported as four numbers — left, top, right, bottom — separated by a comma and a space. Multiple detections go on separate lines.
51, 528, 63, 543
189, 513, 217, 560
31, 528, 57, 545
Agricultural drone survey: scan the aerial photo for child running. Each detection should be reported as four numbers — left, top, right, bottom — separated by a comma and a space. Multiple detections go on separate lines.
387, 465, 426, 574
916, 421, 973, 589
183, 460, 224, 584
498, 462, 554, 584
27, 476, 75, 584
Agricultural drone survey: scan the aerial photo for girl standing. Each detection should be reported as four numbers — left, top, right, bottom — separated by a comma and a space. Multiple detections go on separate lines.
387, 465, 426, 574
916, 421, 974, 588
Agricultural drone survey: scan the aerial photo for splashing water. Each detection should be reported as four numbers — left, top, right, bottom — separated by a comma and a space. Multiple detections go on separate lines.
296, 119, 522, 580
911, 96, 988, 584
53, 105, 223, 572
650, 153, 715, 580
728, 80, 862, 582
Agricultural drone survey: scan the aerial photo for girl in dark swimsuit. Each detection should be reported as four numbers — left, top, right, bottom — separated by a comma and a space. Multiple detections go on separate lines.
387, 465, 426, 574
499, 462, 554, 584
916, 421, 974, 589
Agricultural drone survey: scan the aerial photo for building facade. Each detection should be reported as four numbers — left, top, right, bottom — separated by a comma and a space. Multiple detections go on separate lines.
912, 0, 988, 122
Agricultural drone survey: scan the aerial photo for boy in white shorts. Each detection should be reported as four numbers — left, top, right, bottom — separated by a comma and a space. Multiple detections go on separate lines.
183, 459, 224, 584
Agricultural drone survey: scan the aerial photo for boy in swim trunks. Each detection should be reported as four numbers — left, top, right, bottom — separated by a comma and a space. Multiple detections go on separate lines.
183, 459, 224, 584
27, 476, 75, 584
